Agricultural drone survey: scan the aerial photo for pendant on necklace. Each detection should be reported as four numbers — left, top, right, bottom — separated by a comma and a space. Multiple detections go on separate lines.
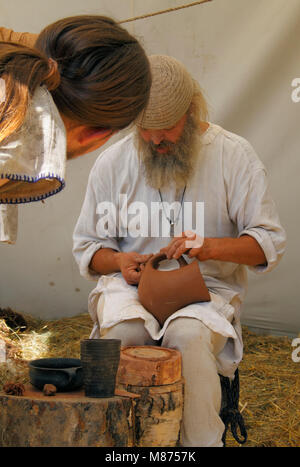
170, 221, 175, 238
158, 185, 187, 239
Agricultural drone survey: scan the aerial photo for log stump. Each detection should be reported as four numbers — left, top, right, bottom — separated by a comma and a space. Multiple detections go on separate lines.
0, 346, 184, 447
0, 386, 136, 447
118, 380, 184, 447
117, 346, 184, 447
117, 346, 182, 386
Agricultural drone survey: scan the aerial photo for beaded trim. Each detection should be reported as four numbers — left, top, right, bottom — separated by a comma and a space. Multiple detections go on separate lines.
0, 173, 65, 204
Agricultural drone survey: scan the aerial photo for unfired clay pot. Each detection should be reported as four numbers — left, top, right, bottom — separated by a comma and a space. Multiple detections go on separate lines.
138, 253, 211, 326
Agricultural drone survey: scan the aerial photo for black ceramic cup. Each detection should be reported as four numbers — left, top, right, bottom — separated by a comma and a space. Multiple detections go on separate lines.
80, 339, 121, 398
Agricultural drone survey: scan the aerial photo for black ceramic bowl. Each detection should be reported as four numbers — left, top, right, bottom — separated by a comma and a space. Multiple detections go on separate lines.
29, 358, 83, 392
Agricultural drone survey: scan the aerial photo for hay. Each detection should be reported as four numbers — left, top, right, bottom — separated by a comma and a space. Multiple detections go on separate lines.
0, 311, 299, 447
226, 327, 300, 447
0, 312, 92, 389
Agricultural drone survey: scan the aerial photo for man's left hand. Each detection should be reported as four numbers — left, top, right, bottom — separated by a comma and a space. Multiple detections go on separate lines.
160, 231, 211, 262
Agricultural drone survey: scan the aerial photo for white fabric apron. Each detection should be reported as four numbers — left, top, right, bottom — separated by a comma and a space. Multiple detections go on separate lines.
88, 272, 237, 342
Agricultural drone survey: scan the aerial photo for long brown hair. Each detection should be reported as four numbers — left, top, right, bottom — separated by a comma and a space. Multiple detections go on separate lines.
0, 42, 60, 143
0, 15, 151, 144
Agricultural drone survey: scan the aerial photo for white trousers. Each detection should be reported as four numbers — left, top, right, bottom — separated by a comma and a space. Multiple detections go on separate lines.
100, 317, 227, 447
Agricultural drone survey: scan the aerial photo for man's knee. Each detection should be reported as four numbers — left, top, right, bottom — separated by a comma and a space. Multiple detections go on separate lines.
101, 319, 154, 346
162, 317, 212, 352
163, 318, 227, 357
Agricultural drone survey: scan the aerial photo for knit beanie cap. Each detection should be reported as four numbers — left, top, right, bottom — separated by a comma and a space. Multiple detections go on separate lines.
136, 55, 194, 130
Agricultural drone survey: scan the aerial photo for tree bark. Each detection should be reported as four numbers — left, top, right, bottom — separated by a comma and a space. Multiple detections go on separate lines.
0, 386, 134, 447
118, 380, 184, 447
0, 346, 184, 447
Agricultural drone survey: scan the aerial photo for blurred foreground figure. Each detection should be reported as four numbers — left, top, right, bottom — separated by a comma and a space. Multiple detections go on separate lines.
0, 16, 151, 242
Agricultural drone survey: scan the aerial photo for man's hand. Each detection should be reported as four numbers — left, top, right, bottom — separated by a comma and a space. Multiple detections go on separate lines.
90, 248, 152, 283
116, 252, 153, 285
160, 231, 267, 267
160, 231, 209, 261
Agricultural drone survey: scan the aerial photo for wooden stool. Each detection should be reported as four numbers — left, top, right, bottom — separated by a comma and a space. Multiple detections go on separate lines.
117, 346, 184, 447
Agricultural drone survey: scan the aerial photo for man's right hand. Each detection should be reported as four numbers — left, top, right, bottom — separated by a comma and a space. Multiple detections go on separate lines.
115, 252, 153, 285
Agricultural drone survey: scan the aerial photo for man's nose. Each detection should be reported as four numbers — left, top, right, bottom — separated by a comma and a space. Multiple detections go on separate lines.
150, 131, 164, 145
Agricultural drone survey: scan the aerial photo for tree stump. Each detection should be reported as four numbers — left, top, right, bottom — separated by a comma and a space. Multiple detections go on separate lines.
117, 346, 182, 386
118, 380, 184, 447
117, 346, 184, 447
0, 386, 136, 447
0, 346, 184, 447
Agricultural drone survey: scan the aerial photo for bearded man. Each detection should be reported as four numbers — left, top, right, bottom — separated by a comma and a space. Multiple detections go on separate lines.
73, 55, 286, 447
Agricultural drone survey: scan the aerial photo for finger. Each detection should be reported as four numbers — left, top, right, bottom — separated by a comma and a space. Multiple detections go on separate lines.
172, 234, 198, 259
167, 238, 186, 259
166, 234, 184, 249
160, 245, 173, 258
160, 234, 185, 258
126, 269, 142, 283
185, 234, 204, 250
134, 254, 153, 263
173, 242, 191, 259
188, 247, 202, 258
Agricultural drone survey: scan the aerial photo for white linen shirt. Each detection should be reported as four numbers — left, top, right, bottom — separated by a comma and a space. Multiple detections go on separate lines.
73, 123, 286, 378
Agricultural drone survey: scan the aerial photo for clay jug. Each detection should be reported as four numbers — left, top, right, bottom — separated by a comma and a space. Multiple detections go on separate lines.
138, 252, 211, 326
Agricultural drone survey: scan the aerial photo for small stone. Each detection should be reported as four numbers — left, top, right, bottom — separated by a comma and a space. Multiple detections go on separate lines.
43, 384, 57, 396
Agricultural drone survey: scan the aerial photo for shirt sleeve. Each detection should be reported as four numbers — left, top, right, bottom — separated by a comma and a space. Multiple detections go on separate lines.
225, 139, 286, 274
73, 161, 120, 281
0, 27, 37, 48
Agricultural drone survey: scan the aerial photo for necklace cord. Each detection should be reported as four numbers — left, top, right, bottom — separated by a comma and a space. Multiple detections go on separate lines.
158, 186, 187, 235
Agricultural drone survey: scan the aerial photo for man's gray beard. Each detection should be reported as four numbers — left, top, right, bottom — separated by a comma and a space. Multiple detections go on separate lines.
135, 114, 201, 191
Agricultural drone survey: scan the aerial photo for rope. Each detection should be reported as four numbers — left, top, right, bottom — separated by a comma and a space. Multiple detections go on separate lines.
118, 0, 212, 25
219, 369, 248, 446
